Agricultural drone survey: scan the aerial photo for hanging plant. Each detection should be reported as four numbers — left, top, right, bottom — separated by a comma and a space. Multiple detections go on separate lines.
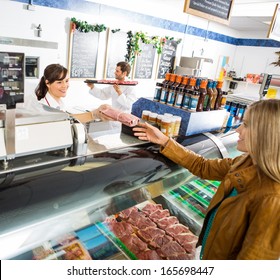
125, 31, 182, 63
125, 31, 135, 63
70, 17, 106, 33
111, 29, 120, 33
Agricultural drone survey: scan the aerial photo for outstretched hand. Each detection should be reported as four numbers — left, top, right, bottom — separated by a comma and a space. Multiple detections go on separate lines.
133, 122, 169, 147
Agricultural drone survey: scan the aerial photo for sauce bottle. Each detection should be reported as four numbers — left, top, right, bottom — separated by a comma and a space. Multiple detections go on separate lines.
153, 82, 163, 102
226, 101, 238, 129
203, 79, 213, 111
210, 80, 218, 110
196, 78, 207, 112
189, 90, 199, 112
162, 72, 171, 86
220, 91, 228, 109
214, 80, 224, 110
167, 75, 182, 106
174, 76, 189, 108
182, 77, 196, 110
160, 73, 176, 104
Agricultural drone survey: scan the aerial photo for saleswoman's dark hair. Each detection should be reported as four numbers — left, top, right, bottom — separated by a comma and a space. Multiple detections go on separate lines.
35, 64, 68, 100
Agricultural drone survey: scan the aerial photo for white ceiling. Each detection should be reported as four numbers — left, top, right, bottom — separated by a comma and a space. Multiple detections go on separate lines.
230, 0, 279, 31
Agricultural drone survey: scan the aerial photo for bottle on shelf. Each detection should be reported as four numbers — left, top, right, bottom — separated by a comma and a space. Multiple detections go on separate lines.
182, 77, 196, 110
196, 78, 207, 112
153, 82, 163, 102
159, 73, 170, 103
210, 80, 218, 110
233, 103, 247, 127
159, 73, 176, 104
225, 101, 238, 129
166, 75, 182, 106
203, 79, 213, 111
219, 91, 228, 109
174, 76, 189, 108
188, 84, 200, 112
220, 101, 232, 133
162, 72, 171, 86
214, 80, 224, 110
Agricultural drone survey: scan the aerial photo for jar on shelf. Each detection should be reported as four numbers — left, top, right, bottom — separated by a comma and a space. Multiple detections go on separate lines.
160, 117, 172, 136
141, 110, 151, 121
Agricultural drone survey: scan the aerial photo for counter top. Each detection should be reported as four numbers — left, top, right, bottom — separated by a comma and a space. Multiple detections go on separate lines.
86, 121, 147, 155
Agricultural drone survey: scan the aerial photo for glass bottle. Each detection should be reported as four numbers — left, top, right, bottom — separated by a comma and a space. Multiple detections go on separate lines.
153, 82, 163, 102
214, 80, 223, 110
220, 91, 228, 109
159, 73, 174, 104
162, 72, 171, 86
167, 75, 182, 106
233, 103, 246, 127
182, 77, 196, 110
210, 80, 218, 110
225, 101, 238, 129
189, 90, 199, 112
174, 76, 189, 108
160, 73, 176, 104
196, 78, 207, 112
203, 79, 213, 111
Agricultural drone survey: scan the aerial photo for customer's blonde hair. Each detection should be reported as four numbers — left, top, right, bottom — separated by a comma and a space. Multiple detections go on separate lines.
246, 99, 280, 183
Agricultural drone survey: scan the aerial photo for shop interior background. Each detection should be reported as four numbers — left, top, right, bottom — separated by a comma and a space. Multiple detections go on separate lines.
1, 0, 280, 110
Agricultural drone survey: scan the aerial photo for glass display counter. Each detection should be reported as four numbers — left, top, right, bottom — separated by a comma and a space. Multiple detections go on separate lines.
0, 128, 241, 260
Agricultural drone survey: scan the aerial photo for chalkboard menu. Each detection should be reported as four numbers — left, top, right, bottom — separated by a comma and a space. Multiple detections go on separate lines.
134, 41, 156, 79
157, 39, 178, 79
69, 29, 99, 78
184, 0, 233, 25
105, 31, 128, 78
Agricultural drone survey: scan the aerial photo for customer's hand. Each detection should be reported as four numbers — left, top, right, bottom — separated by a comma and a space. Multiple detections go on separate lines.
133, 122, 169, 147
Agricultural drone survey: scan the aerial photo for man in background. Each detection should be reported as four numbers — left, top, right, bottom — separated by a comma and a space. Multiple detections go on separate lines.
85, 61, 137, 113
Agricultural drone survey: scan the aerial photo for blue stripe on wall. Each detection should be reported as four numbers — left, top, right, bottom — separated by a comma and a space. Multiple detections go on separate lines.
13, 0, 280, 48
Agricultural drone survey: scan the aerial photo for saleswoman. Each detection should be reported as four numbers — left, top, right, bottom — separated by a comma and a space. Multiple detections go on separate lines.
35, 63, 111, 123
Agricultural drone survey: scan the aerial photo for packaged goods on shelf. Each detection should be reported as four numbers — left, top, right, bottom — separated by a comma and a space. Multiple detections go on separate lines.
132, 98, 226, 136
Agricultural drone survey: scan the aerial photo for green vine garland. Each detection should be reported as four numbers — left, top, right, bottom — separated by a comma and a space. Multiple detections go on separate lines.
125, 31, 182, 63
70, 18, 182, 65
71, 17, 106, 33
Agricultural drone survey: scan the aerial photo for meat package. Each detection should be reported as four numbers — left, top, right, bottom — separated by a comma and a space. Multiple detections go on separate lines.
84, 79, 138, 86
99, 107, 140, 127
105, 203, 198, 260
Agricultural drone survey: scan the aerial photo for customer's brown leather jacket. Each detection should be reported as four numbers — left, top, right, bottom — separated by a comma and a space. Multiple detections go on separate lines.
161, 138, 280, 259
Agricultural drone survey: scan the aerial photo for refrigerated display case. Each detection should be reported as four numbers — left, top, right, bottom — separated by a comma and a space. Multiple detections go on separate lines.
0, 128, 241, 260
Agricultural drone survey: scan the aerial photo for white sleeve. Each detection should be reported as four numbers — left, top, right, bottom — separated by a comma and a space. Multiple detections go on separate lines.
89, 86, 113, 100
116, 86, 137, 111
